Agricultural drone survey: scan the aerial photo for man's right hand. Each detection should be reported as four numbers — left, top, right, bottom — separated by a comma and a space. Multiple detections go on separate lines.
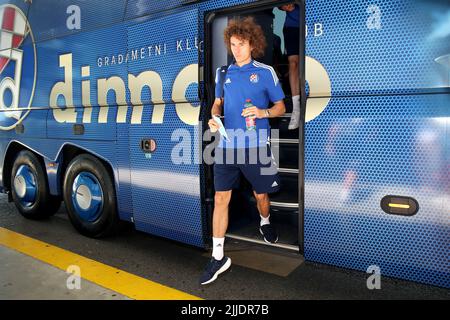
208, 117, 220, 133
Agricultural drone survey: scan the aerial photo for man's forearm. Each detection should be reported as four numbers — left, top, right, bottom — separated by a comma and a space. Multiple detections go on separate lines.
266, 102, 286, 118
211, 102, 223, 117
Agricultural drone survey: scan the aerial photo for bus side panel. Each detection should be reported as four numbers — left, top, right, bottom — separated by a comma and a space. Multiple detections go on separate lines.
36, 24, 132, 142
1, 138, 116, 170
46, 107, 116, 141
0, 37, 40, 137
127, 9, 204, 247
304, 0, 450, 288
305, 0, 449, 96
0, 107, 47, 192
26, 0, 127, 43
125, 0, 258, 24
304, 94, 449, 288
116, 122, 133, 223
446, 118, 450, 215
125, 0, 195, 20
36, 20, 133, 221
129, 110, 204, 246
0, 109, 47, 139
33, 23, 129, 110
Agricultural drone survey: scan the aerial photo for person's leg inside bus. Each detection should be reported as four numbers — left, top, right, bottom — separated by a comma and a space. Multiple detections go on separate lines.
288, 54, 300, 130
253, 190, 278, 243
288, 54, 300, 97
253, 191, 270, 220
283, 25, 301, 130
240, 146, 280, 243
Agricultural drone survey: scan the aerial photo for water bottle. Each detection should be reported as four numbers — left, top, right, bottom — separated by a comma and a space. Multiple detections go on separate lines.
243, 99, 256, 131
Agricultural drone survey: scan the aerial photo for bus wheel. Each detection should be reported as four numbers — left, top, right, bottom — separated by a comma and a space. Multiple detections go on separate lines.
63, 154, 119, 238
11, 150, 61, 220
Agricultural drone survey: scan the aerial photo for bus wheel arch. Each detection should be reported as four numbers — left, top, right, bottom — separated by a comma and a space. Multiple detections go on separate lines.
3, 142, 26, 198
10, 148, 61, 219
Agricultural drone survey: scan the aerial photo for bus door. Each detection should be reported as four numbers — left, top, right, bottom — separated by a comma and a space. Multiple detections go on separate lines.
127, 9, 205, 247
205, 1, 306, 252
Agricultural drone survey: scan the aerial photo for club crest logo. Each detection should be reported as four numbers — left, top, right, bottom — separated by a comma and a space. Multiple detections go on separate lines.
249, 73, 258, 83
0, 4, 36, 130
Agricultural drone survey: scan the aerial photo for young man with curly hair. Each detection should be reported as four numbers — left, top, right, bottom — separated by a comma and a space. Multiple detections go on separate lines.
200, 17, 286, 285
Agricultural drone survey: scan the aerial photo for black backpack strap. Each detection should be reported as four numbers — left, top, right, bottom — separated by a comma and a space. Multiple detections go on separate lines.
217, 65, 228, 99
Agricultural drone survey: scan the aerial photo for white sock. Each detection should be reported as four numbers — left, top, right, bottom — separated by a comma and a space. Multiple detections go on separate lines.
289, 96, 301, 129
212, 237, 224, 260
260, 214, 270, 226
292, 95, 300, 114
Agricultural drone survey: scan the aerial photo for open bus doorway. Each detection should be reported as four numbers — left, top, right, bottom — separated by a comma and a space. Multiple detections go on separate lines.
205, 2, 304, 252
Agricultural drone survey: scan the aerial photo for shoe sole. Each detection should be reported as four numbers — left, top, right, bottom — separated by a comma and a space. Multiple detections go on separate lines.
259, 228, 279, 244
200, 258, 232, 285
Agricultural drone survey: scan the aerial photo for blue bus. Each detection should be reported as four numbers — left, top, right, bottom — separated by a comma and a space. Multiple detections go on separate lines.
0, 0, 448, 288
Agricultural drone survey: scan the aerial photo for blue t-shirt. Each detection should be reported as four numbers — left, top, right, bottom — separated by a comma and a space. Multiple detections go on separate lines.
215, 59, 285, 149
284, 4, 300, 28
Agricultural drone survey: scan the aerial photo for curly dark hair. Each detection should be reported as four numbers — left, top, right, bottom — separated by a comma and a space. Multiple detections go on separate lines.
223, 16, 267, 58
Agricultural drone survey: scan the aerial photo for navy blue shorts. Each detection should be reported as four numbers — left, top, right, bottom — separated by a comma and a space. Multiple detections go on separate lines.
213, 146, 281, 194
283, 27, 299, 56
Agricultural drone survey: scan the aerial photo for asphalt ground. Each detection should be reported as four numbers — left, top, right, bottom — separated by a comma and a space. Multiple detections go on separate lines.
0, 194, 449, 300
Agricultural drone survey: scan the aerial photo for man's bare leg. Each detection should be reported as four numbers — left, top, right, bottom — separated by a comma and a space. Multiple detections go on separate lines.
212, 190, 232, 238
210, 190, 232, 261
253, 191, 270, 218
253, 191, 278, 243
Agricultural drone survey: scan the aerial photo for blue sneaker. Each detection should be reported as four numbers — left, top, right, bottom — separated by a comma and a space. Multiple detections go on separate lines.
199, 257, 231, 285
260, 224, 278, 243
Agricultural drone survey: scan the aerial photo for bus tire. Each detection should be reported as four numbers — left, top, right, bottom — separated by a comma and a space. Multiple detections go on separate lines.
11, 150, 61, 220
63, 154, 119, 238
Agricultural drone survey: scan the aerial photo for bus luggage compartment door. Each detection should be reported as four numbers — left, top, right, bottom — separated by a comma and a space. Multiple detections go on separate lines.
126, 9, 205, 247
